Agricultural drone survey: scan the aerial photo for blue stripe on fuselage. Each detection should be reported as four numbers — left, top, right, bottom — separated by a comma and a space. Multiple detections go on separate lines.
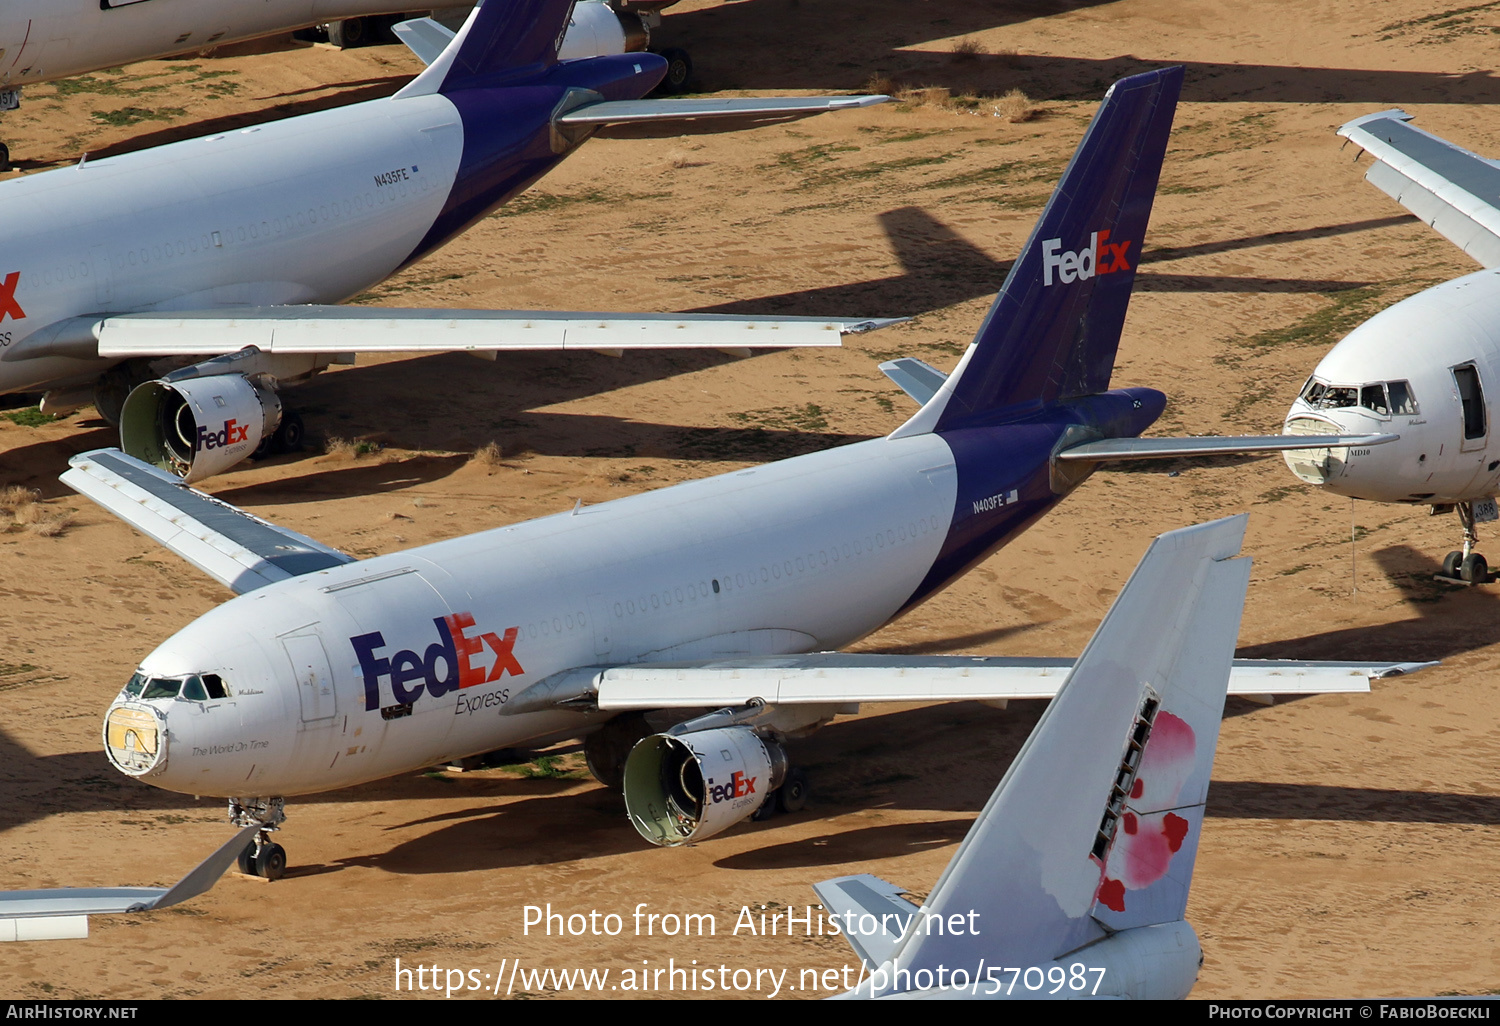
401, 54, 666, 270
901, 386, 1166, 610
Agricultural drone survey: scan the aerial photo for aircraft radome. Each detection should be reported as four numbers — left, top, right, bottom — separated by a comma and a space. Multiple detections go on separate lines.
1266, 110, 1500, 585
0, 0, 891, 486
65, 67, 1423, 880
0, 1, 686, 169
818, 516, 1249, 1000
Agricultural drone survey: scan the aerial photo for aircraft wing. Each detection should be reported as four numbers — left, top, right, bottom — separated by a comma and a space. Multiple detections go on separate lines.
62, 449, 355, 595
506, 655, 1433, 714
7, 308, 897, 363
0, 826, 255, 941
1338, 109, 1500, 268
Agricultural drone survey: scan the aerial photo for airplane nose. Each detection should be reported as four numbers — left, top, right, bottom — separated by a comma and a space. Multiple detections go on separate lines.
103, 703, 167, 776
1281, 412, 1352, 485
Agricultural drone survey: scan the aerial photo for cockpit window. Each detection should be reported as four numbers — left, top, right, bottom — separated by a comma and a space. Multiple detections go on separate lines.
1312, 386, 1358, 409
181, 675, 208, 702
124, 673, 146, 697
203, 673, 229, 699
1387, 380, 1418, 415
141, 677, 181, 700
1360, 384, 1389, 415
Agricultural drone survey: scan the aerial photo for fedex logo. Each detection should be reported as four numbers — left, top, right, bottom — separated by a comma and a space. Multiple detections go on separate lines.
196, 419, 249, 452
1041, 230, 1133, 286
0, 272, 24, 323
352, 612, 523, 712
708, 771, 757, 804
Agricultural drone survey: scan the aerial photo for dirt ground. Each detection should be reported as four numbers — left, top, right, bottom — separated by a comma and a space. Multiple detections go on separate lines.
3, 0, 1500, 1000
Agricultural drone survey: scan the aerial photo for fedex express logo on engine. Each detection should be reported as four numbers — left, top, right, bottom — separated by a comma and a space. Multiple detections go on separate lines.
1041, 230, 1133, 286
196, 419, 249, 452
351, 612, 523, 711
709, 771, 757, 804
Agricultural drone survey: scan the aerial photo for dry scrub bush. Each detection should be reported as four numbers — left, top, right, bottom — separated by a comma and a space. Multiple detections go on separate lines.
325, 437, 380, 459
994, 88, 1037, 123
951, 37, 986, 61
470, 441, 504, 470
864, 73, 896, 96
0, 485, 37, 514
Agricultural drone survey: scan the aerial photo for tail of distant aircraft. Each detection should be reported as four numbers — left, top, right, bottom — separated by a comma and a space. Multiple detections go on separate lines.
824, 514, 1248, 999
893, 66, 1182, 437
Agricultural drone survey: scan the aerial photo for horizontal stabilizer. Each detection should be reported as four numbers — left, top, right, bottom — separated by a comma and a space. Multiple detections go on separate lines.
556, 95, 889, 125
812, 874, 916, 967
393, 17, 455, 66
505, 656, 1430, 713
1, 309, 900, 361
62, 449, 355, 594
1056, 433, 1398, 461
879, 357, 948, 406
0, 826, 256, 941
1339, 109, 1500, 268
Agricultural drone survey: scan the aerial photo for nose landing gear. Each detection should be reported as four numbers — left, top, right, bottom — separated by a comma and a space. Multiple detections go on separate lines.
230, 797, 287, 881
1438, 501, 1496, 585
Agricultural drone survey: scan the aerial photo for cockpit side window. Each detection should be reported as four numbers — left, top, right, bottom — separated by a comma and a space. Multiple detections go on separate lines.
1301, 378, 1325, 404
141, 677, 181, 700
203, 673, 229, 699
1387, 380, 1418, 415
1360, 384, 1389, 415
124, 673, 146, 697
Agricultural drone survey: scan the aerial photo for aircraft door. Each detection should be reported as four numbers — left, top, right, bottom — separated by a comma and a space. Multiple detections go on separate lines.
1453, 363, 1488, 453
281, 631, 336, 725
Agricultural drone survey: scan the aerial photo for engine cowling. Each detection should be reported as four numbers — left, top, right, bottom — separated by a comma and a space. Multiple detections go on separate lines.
558, 0, 650, 60
119, 373, 281, 483
623, 726, 787, 846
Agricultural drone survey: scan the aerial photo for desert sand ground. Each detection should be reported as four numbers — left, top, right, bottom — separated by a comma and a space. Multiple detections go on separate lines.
3, 0, 1500, 1000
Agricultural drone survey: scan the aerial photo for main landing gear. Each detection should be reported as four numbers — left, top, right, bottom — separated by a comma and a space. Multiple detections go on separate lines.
750, 767, 810, 821
231, 797, 287, 881
1438, 500, 1496, 585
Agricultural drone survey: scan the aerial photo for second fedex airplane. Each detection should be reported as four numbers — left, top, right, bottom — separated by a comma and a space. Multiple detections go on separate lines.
66, 67, 1413, 879
0, 0, 887, 483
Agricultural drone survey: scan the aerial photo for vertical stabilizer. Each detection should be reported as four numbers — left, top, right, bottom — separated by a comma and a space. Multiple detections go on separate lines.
398, 0, 578, 97
876, 514, 1249, 992
893, 67, 1182, 437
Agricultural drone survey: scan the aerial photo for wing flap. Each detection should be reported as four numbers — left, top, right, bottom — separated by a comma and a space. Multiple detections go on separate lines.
1055, 433, 1398, 461
1339, 109, 1500, 268
556, 95, 889, 125
574, 656, 1427, 709
80, 308, 897, 359
62, 449, 355, 594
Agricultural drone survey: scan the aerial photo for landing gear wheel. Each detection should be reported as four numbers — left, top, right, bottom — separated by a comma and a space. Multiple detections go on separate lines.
750, 796, 778, 822
250, 433, 276, 460
271, 412, 305, 455
237, 841, 257, 876
1461, 551, 1488, 584
654, 48, 693, 94
254, 842, 287, 881
0, 143, 10, 173
777, 768, 809, 813
1443, 550, 1464, 578
327, 17, 368, 49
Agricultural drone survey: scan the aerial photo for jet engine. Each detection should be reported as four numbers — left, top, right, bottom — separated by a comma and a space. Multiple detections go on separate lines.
558, 0, 651, 60
120, 372, 283, 483
622, 726, 787, 846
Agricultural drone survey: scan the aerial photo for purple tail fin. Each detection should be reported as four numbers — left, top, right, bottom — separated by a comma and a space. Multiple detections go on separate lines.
906, 67, 1182, 434
440, 0, 578, 91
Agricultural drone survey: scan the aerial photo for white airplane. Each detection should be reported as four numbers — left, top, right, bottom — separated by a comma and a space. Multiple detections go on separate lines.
1273, 110, 1500, 584
0, 0, 890, 484
63, 66, 1424, 880
0, 1, 681, 168
0, 825, 254, 942
818, 515, 1249, 1000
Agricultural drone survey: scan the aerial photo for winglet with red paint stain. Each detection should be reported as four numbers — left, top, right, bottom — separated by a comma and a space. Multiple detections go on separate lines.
828, 515, 1251, 999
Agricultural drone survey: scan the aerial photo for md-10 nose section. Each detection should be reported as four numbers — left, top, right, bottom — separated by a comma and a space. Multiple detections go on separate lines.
1281, 413, 1353, 486
104, 703, 167, 776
